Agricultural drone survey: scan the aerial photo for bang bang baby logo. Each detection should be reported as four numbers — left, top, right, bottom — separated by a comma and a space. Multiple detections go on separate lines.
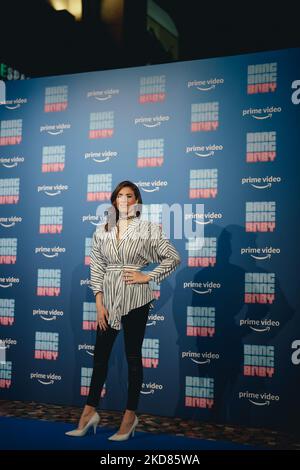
81, 367, 92, 396
42, 145, 65, 173
245, 272, 275, 304
87, 174, 112, 201
0, 361, 12, 389
81, 367, 106, 398
89, 111, 114, 139
246, 131, 276, 163
139, 75, 166, 103
85, 238, 92, 265
189, 169, 218, 198
137, 138, 164, 168
0, 119, 22, 145
244, 344, 275, 377
0, 238, 17, 264
185, 376, 214, 408
247, 62, 277, 94
82, 302, 97, 330
246, 201, 276, 232
187, 237, 216, 267
142, 338, 159, 368
37, 269, 61, 296
44, 86, 68, 112
0, 299, 15, 326
0, 178, 20, 204
39, 206, 63, 234
187, 306, 215, 337
147, 276, 160, 302
34, 332, 59, 360
191, 102, 219, 132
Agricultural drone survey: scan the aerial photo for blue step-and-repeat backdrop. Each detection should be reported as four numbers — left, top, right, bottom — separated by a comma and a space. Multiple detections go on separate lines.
0, 47, 299, 433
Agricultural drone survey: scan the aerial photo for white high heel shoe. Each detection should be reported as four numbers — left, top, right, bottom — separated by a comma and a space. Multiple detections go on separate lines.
65, 412, 100, 437
108, 415, 138, 441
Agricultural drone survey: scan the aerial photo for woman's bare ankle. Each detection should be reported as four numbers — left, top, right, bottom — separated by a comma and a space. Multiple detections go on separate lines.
79, 405, 96, 424
83, 405, 96, 416
78, 406, 96, 428
123, 409, 136, 420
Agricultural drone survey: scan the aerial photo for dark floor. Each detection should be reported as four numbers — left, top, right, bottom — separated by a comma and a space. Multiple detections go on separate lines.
0, 400, 299, 450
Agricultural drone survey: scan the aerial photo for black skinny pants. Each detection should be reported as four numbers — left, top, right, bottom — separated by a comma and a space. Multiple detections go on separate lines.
86, 301, 151, 411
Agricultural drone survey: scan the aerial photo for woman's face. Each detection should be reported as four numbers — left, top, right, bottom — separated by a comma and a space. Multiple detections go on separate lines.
116, 186, 137, 216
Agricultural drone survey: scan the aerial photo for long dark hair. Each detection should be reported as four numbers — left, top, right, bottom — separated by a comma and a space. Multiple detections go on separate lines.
104, 180, 143, 232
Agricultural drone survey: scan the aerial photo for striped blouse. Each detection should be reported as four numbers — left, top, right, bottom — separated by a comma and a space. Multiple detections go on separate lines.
89, 217, 181, 330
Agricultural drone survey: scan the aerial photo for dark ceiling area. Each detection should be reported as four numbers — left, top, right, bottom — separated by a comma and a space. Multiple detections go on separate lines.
1, 0, 300, 78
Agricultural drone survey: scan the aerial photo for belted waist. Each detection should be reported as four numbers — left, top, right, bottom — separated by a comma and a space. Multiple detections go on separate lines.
106, 264, 143, 271
102, 263, 153, 331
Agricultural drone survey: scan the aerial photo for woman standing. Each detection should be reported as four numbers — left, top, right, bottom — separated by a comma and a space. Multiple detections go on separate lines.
66, 180, 181, 441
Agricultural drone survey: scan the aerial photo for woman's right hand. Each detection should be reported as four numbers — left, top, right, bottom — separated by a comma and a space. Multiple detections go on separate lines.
95, 292, 109, 331
97, 304, 109, 331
